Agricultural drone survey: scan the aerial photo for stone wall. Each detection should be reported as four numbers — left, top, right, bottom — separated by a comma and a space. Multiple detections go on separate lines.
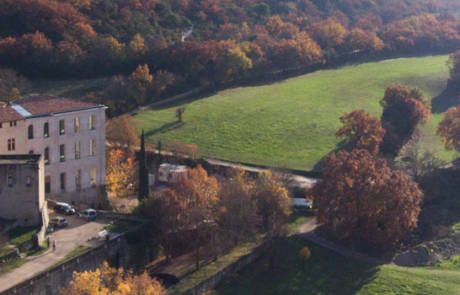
179, 242, 268, 295
1, 235, 130, 295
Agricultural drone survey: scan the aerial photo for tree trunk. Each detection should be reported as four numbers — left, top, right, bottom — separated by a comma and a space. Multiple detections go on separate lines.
195, 230, 200, 270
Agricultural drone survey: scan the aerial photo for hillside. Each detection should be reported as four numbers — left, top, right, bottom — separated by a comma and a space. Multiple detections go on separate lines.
3, 0, 460, 114
211, 237, 460, 295
132, 55, 459, 171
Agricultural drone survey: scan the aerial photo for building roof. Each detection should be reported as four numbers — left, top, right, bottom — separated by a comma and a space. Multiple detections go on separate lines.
0, 154, 41, 165
0, 95, 105, 123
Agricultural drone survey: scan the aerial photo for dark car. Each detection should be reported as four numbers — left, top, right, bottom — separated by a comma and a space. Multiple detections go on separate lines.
54, 202, 76, 215
50, 217, 68, 228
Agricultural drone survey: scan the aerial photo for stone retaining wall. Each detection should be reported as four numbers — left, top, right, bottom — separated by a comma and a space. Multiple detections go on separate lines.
1, 235, 129, 295
179, 242, 268, 295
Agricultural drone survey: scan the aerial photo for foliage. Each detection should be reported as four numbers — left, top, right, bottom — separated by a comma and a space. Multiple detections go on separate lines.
106, 149, 137, 197
299, 246, 311, 261
336, 109, 385, 155
254, 170, 291, 233
380, 85, 432, 155
447, 49, 460, 83
0, 68, 29, 103
308, 149, 423, 247
437, 106, 460, 151
60, 261, 165, 295
2, 0, 460, 114
130, 64, 153, 106
176, 106, 185, 122
138, 129, 149, 200
106, 116, 140, 150
396, 149, 446, 179
348, 28, 384, 53
217, 168, 258, 245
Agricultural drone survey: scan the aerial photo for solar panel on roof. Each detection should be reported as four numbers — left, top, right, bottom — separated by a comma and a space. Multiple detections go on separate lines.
11, 104, 32, 117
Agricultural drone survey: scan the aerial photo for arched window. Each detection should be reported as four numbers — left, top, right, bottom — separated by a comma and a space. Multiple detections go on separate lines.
28, 125, 34, 139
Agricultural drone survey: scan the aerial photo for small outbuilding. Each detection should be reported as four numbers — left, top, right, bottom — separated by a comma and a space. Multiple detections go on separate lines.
158, 163, 188, 183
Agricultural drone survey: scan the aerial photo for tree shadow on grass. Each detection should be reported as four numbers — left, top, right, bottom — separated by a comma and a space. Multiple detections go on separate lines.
144, 121, 185, 137
431, 88, 459, 114
312, 140, 348, 172
216, 236, 379, 295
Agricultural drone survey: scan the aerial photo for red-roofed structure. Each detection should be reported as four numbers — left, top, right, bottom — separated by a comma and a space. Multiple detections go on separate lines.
0, 95, 102, 123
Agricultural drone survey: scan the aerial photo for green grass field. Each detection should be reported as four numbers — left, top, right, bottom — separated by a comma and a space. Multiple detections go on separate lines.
133, 55, 459, 171
211, 236, 460, 295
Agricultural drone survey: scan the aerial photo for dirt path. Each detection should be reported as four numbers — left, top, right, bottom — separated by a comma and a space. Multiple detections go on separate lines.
296, 219, 390, 265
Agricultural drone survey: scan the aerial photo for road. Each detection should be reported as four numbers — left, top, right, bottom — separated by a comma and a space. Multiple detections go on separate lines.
107, 141, 319, 189
0, 215, 111, 293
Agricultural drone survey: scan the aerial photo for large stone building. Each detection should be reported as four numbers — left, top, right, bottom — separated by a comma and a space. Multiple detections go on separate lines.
0, 155, 47, 227
0, 95, 107, 206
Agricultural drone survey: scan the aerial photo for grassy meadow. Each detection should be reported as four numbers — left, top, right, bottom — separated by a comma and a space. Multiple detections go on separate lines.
210, 237, 460, 295
132, 55, 459, 171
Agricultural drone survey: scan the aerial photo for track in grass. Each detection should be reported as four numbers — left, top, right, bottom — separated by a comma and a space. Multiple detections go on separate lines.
133, 55, 459, 171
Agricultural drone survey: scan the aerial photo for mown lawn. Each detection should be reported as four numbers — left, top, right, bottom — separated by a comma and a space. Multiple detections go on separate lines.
210, 236, 460, 295
133, 55, 459, 171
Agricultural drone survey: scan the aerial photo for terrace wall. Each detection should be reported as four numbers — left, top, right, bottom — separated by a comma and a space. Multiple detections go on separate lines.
1, 235, 130, 295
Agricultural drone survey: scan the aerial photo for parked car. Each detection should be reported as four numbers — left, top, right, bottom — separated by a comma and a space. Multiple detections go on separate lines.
50, 217, 68, 228
46, 224, 55, 233
54, 202, 76, 215
79, 209, 97, 221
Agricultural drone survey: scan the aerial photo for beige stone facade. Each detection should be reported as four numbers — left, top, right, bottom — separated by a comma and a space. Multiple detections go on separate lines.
0, 155, 47, 227
0, 95, 107, 206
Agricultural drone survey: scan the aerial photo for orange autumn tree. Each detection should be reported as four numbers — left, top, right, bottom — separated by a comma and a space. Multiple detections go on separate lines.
437, 106, 460, 152
173, 165, 219, 270
380, 85, 431, 155
217, 168, 258, 245
254, 170, 291, 234
308, 149, 422, 247
106, 149, 137, 197
60, 262, 165, 295
336, 109, 386, 155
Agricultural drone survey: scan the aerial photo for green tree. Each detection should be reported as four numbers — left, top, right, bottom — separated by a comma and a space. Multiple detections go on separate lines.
138, 129, 149, 200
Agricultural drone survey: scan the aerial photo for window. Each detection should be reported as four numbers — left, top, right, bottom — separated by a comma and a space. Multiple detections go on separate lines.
90, 168, 97, 185
90, 139, 96, 156
7, 176, 13, 187
28, 125, 34, 139
74, 117, 80, 133
10, 121, 16, 127
45, 176, 51, 194
75, 170, 81, 191
26, 176, 31, 187
0, 122, 2, 128
59, 120, 65, 135
75, 141, 81, 159
59, 144, 65, 162
89, 115, 96, 130
44, 147, 50, 165
43, 122, 49, 138
60, 173, 66, 192
7, 138, 15, 151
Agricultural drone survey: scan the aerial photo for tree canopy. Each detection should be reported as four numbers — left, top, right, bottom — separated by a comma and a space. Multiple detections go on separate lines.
308, 149, 423, 247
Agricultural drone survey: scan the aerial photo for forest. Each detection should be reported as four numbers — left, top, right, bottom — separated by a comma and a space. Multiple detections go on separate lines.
2, 0, 460, 114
